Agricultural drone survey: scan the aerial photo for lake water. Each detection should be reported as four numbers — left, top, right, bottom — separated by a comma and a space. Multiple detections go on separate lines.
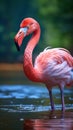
0, 85, 73, 130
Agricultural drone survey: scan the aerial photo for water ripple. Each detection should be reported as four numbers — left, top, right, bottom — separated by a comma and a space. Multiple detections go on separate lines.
0, 85, 73, 112
0, 85, 73, 99
0, 103, 73, 113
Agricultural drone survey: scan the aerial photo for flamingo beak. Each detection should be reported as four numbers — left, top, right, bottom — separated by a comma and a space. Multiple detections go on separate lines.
14, 27, 28, 51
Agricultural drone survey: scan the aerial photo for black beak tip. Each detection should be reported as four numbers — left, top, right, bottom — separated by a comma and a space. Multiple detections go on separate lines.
15, 42, 20, 51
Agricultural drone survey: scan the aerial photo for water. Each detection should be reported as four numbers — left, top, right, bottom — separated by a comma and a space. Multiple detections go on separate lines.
0, 85, 73, 130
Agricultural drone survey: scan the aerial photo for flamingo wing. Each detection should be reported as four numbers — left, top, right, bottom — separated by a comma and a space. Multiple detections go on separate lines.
34, 48, 73, 86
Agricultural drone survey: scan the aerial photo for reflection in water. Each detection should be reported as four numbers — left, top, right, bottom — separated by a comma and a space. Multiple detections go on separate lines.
24, 118, 73, 130
24, 111, 73, 130
0, 85, 73, 130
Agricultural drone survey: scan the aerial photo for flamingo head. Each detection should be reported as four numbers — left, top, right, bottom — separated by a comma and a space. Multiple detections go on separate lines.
14, 17, 38, 51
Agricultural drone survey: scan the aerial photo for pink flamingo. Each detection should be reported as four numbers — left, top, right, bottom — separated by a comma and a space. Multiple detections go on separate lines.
14, 17, 73, 111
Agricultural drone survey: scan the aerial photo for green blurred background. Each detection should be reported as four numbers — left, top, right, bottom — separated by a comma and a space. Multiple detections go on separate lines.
0, 1, 73, 129
0, 0, 73, 63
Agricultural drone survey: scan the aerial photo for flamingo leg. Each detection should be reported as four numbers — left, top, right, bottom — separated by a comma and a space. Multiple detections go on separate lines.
60, 87, 65, 111
49, 90, 55, 110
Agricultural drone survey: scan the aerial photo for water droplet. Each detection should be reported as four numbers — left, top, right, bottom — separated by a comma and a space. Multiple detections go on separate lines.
20, 118, 24, 121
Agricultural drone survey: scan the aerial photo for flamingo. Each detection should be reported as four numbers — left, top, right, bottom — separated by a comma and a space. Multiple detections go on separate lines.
14, 17, 73, 111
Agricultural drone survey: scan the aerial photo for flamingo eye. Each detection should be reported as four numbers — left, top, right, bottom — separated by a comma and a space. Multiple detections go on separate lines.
27, 23, 33, 29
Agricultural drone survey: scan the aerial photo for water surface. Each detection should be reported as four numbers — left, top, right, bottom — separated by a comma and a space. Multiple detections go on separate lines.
0, 85, 73, 130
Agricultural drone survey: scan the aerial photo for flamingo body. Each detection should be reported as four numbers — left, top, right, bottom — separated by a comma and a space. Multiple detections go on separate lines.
14, 17, 73, 111
35, 48, 73, 87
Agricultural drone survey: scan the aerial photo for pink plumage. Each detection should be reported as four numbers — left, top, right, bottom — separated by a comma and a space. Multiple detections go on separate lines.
14, 17, 73, 111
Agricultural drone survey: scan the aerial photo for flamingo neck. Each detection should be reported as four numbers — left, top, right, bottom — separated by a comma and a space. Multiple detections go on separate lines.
23, 25, 41, 82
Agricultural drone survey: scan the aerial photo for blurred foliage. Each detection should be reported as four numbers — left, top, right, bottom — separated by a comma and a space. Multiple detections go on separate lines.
0, 0, 73, 62
37, 0, 73, 50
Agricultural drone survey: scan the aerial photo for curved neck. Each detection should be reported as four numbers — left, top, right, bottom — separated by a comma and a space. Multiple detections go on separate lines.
23, 24, 41, 82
